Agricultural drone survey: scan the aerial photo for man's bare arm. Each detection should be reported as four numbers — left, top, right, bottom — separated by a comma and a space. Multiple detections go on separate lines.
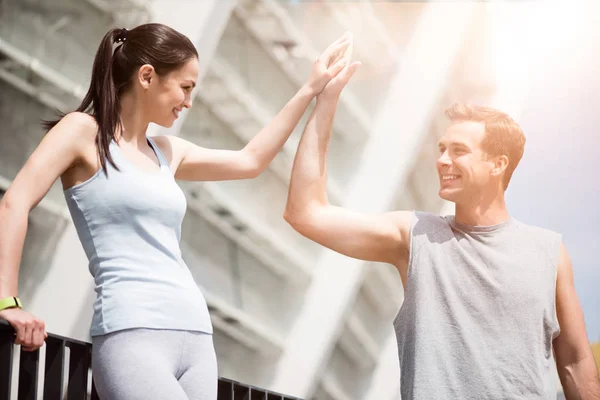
553, 243, 600, 399
284, 59, 412, 279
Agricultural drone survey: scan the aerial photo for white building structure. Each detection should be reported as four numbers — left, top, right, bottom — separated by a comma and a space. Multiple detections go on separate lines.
0, 1, 515, 399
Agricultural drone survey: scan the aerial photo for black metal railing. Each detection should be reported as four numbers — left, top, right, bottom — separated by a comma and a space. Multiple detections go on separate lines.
0, 320, 301, 400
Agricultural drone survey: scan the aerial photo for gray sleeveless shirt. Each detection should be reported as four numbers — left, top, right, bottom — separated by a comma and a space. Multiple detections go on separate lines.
394, 211, 562, 399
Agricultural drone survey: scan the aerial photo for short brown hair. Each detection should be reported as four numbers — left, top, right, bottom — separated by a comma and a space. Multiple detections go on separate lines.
445, 103, 526, 190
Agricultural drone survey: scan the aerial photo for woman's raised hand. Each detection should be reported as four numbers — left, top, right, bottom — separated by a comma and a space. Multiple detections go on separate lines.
304, 32, 354, 95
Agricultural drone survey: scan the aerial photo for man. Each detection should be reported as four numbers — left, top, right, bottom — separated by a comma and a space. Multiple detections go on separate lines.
283, 55, 600, 398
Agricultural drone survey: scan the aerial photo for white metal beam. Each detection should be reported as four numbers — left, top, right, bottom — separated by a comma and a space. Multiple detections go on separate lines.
321, 374, 354, 400
338, 313, 379, 369
322, 2, 399, 65
234, 0, 373, 141
363, 333, 401, 400
201, 182, 314, 280
268, 3, 477, 398
81, 0, 151, 23
361, 264, 404, 320
0, 67, 69, 118
185, 186, 311, 285
196, 56, 344, 202
0, 37, 85, 99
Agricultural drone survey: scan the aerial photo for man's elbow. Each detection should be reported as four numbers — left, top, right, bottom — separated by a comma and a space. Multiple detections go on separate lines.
283, 203, 318, 234
283, 207, 303, 229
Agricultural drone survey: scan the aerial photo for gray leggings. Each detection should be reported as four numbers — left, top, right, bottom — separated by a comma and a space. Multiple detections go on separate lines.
92, 329, 218, 400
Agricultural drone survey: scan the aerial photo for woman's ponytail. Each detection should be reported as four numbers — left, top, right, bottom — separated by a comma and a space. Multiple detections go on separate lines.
43, 28, 126, 173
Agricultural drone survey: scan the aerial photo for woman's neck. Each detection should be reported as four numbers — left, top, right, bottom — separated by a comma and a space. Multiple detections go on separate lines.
117, 91, 149, 147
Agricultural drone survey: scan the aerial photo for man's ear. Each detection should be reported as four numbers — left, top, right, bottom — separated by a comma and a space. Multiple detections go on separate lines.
491, 154, 509, 178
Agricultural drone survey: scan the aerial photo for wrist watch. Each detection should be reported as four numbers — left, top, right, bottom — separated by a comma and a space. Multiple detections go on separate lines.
0, 297, 22, 311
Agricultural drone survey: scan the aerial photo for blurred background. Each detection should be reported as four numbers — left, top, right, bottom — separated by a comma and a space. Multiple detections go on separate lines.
0, 0, 598, 399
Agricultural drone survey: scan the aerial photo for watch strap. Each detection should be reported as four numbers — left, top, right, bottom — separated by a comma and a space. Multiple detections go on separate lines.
0, 297, 22, 311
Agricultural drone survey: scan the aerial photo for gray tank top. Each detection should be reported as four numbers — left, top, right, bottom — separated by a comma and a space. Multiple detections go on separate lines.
64, 137, 212, 336
394, 211, 561, 399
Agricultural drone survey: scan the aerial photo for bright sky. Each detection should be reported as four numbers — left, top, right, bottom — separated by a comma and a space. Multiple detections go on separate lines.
496, 1, 600, 341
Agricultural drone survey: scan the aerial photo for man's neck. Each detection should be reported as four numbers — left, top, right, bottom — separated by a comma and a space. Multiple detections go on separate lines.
454, 195, 510, 227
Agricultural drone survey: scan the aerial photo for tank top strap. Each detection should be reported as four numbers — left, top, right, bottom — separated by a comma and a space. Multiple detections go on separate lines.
146, 136, 172, 174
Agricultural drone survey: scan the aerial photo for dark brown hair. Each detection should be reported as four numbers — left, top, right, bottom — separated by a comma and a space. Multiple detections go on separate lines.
43, 23, 198, 173
445, 103, 526, 190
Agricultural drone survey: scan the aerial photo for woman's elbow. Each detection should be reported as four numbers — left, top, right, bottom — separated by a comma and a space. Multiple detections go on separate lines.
0, 196, 30, 228
239, 152, 263, 179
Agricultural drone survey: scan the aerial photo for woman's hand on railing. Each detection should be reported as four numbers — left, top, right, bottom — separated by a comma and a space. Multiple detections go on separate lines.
0, 308, 47, 351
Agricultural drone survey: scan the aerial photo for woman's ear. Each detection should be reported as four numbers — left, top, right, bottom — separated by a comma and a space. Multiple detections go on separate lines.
137, 64, 155, 89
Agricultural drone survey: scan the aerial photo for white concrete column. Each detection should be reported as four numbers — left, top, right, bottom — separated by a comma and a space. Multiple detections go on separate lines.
268, 3, 477, 398
363, 333, 401, 400
147, 0, 236, 137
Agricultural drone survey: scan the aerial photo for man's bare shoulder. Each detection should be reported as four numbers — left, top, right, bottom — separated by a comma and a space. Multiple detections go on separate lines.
388, 210, 414, 236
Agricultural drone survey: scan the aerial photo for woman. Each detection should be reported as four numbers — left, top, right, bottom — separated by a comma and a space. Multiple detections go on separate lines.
0, 23, 351, 399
